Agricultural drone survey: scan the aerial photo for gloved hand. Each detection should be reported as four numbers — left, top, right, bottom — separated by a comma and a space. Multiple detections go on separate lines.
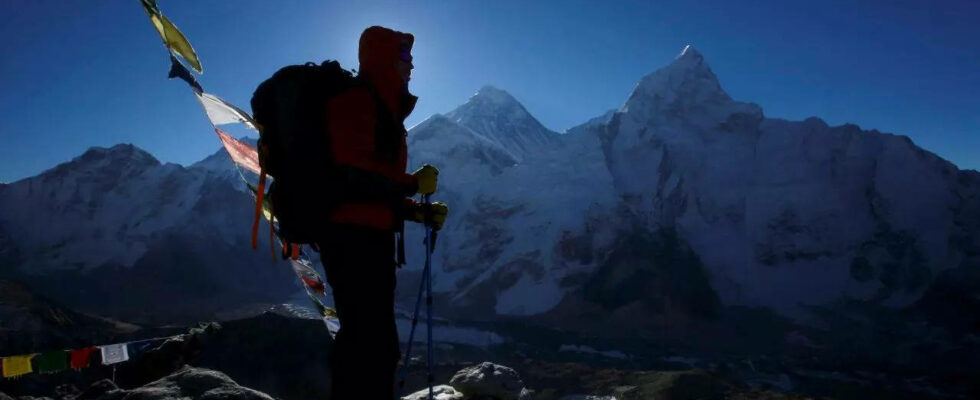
412, 164, 439, 195
411, 201, 449, 230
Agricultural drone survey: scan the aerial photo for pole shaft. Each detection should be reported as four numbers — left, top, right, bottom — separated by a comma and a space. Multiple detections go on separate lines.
424, 194, 435, 400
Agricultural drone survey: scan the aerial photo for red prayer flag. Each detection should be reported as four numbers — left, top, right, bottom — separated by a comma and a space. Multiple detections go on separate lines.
215, 128, 262, 175
301, 276, 326, 296
69, 347, 96, 370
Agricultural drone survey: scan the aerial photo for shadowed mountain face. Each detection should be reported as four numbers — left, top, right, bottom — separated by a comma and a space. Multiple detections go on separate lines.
0, 298, 332, 400
0, 280, 137, 355
0, 144, 298, 324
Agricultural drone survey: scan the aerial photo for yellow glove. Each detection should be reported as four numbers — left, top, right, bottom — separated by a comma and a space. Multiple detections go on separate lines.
412, 201, 449, 230
412, 164, 439, 195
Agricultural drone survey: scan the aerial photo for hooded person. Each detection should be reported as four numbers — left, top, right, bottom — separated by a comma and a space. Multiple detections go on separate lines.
319, 25, 448, 399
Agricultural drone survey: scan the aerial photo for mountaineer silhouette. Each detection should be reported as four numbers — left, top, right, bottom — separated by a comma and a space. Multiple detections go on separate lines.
250, 25, 448, 399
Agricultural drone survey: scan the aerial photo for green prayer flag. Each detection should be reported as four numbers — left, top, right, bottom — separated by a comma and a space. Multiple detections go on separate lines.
35, 350, 68, 374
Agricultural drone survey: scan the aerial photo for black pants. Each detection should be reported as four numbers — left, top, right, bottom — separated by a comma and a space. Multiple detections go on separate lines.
319, 225, 399, 400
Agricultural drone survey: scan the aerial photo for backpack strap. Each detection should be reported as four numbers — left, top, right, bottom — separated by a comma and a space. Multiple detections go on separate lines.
281, 242, 300, 260
270, 212, 276, 262
396, 222, 406, 266
251, 170, 267, 250
358, 80, 402, 161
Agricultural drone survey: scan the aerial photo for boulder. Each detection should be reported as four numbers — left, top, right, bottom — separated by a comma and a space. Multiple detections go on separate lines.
449, 362, 526, 400
403, 385, 465, 400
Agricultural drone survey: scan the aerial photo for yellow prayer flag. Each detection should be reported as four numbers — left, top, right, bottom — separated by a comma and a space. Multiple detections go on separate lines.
2, 354, 36, 378
141, 1, 203, 73
245, 181, 275, 221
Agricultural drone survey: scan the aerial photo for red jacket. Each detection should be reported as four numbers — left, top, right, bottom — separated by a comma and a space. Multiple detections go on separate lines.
326, 26, 418, 230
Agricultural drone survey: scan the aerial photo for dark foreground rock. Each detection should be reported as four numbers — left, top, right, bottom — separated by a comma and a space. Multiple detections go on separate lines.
78, 366, 273, 400
0, 367, 272, 400
0, 312, 332, 399
449, 362, 527, 400
403, 385, 464, 400
404, 361, 530, 400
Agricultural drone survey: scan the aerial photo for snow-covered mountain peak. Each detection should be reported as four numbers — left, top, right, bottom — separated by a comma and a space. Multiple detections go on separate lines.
621, 46, 761, 128
30, 143, 163, 183
676, 44, 703, 62
446, 86, 540, 130
471, 85, 520, 106
444, 86, 559, 161
74, 144, 160, 169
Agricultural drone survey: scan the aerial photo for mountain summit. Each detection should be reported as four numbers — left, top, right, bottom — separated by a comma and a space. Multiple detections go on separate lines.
445, 86, 558, 162
623, 45, 761, 127
65, 144, 161, 176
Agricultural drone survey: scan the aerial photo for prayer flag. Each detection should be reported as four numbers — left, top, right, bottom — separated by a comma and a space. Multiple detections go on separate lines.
141, 0, 202, 73
292, 259, 326, 295
245, 181, 275, 222
70, 347, 96, 370
324, 317, 340, 337
168, 54, 203, 93
197, 92, 258, 130
217, 129, 262, 175
35, 350, 68, 374
99, 344, 129, 365
2, 354, 35, 378
309, 293, 332, 318
301, 276, 327, 296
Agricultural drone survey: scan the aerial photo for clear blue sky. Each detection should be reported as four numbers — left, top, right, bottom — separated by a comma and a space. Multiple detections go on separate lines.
1, 0, 977, 183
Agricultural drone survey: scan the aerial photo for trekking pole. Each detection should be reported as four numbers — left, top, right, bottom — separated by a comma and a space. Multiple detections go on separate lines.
396, 194, 437, 400
397, 247, 429, 399
423, 194, 435, 400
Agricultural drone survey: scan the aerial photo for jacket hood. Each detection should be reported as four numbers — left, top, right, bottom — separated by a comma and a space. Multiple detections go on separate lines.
358, 26, 417, 121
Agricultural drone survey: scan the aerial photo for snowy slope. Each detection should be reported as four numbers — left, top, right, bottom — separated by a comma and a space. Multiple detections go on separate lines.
565, 109, 616, 136
407, 99, 619, 316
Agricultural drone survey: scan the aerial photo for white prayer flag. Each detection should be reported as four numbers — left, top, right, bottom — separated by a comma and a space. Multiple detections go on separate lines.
324, 317, 340, 338
100, 344, 129, 365
195, 91, 258, 130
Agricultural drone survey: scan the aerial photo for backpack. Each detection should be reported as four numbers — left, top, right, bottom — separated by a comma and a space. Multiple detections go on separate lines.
249, 60, 358, 258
